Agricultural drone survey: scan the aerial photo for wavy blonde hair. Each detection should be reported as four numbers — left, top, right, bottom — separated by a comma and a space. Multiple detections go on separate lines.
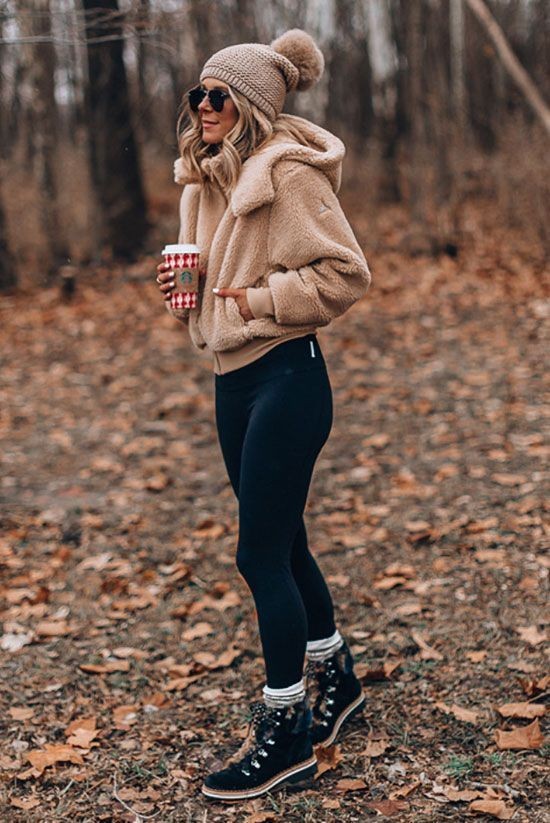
176, 84, 311, 193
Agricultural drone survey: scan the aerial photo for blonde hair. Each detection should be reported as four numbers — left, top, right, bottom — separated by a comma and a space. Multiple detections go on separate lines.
176, 84, 311, 193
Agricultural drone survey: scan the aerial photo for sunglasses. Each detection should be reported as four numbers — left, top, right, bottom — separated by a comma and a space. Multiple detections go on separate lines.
188, 85, 231, 113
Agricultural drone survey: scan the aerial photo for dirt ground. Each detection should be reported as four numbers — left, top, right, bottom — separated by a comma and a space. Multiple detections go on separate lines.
0, 203, 548, 822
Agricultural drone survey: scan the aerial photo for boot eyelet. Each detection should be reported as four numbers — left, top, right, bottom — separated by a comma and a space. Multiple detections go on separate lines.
242, 767, 251, 776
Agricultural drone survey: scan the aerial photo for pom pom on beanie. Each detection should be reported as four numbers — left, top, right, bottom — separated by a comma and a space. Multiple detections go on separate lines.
270, 29, 324, 92
199, 29, 324, 122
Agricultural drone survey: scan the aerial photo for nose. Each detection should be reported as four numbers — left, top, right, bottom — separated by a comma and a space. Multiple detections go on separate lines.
198, 94, 212, 113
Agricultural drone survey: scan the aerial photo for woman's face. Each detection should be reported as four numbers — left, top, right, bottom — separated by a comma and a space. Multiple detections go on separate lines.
198, 77, 239, 144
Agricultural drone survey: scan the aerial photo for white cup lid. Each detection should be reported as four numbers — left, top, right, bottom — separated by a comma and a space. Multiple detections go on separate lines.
162, 243, 200, 255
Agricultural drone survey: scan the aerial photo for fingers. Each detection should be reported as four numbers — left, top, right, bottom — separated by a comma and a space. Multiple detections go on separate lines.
156, 262, 175, 300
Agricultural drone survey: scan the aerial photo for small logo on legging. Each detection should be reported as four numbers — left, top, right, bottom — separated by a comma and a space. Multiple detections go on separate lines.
310, 341, 316, 358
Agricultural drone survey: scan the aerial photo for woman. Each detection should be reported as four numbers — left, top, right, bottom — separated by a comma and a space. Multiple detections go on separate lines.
156, 29, 371, 802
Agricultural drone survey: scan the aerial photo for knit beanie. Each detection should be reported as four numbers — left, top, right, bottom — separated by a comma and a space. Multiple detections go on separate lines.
199, 29, 324, 122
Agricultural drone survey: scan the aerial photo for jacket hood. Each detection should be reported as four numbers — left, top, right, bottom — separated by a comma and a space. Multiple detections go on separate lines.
173, 115, 345, 216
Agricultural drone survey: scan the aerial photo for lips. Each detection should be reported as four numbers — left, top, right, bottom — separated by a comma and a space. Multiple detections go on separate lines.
202, 120, 218, 125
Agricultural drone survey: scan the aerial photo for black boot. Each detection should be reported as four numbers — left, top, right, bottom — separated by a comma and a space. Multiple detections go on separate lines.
201, 697, 317, 801
306, 639, 365, 747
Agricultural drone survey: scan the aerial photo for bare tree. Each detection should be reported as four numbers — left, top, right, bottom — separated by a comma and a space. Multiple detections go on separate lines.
17, 0, 70, 281
0, 184, 16, 292
82, 0, 149, 260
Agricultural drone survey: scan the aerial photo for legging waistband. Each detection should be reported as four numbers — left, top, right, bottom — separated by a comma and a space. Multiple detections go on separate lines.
214, 334, 326, 391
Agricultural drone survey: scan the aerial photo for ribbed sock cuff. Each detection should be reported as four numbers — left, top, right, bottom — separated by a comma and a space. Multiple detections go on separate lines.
306, 629, 344, 661
262, 678, 306, 708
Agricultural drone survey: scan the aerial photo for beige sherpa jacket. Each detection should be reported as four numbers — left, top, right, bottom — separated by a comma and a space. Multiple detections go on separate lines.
167, 114, 371, 354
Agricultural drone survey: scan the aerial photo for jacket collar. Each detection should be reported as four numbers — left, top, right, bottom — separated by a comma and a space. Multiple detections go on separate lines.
174, 115, 345, 218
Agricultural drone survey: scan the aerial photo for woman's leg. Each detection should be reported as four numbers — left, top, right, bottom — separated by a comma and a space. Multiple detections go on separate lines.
215, 373, 337, 652
290, 517, 337, 643
234, 367, 333, 689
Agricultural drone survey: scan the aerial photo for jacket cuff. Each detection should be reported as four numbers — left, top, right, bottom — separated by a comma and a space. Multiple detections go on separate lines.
246, 287, 275, 319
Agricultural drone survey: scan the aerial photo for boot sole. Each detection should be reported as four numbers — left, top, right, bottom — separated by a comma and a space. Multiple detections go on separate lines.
201, 755, 317, 801
315, 691, 366, 748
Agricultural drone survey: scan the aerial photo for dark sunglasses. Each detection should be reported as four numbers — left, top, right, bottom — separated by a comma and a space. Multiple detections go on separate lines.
188, 85, 230, 113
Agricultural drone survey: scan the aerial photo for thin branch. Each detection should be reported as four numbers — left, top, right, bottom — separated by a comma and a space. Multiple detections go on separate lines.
112, 774, 162, 821
464, 0, 550, 137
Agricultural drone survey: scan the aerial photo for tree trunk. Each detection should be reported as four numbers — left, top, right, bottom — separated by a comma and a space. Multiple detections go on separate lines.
17, 0, 71, 282
82, 0, 150, 261
0, 185, 16, 292
450, 0, 466, 131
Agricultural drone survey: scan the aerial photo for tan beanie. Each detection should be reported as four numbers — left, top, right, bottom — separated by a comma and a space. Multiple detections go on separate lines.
200, 29, 324, 122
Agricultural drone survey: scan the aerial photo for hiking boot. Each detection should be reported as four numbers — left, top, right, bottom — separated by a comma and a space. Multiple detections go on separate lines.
306, 639, 365, 747
201, 697, 317, 801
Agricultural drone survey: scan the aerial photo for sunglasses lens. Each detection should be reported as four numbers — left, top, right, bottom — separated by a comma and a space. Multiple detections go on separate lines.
209, 90, 225, 112
188, 87, 205, 111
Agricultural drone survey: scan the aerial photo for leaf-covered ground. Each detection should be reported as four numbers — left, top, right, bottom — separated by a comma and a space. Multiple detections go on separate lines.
0, 203, 548, 822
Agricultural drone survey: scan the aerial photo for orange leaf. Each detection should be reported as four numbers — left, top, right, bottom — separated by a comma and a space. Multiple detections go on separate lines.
497, 702, 545, 719
360, 738, 390, 757
35, 620, 72, 637
9, 707, 34, 721
468, 799, 515, 819
10, 796, 41, 810
27, 744, 84, 774
435, 701, 479, 724
494, 718, 544, 750
515, 625, 547, 646
314, 744, 343, 777
367, 799, 409, 815
335, 778, 367, 792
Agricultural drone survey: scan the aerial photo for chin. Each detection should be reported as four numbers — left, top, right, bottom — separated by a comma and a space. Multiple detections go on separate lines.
202, 129, 223, 145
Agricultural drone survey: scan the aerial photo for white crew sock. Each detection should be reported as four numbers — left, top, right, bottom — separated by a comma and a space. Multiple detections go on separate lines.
306, 629, 344, 662
262, 677, 306, 708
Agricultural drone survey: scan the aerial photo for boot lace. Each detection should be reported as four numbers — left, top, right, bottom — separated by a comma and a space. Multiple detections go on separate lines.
306, 658, 338, 728
236, 701, 284, 776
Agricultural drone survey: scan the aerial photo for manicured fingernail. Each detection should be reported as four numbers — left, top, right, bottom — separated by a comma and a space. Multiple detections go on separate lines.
212, 288, 219, 293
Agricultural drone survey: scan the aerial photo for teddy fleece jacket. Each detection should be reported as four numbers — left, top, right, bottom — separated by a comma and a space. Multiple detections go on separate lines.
167, 114, 371, 371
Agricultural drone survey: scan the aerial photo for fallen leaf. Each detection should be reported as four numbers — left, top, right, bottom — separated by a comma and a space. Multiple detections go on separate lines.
466, 650, 487, 663
27, 743, 84, 774
314, 744, 343, 777
113, 705, 139, 728
494, 718, 544, 750
468, 799, 515, 819
321, 798, 341, 809
1, 633, 33, 652
373, 576, 409, 590
497, 702, 546, 719
491, 473, 527, 486
335, 778, 367, 792
182, 621, 213, 641
35, 620, 72, 637
360, 738, 390, 757
444, 787, 484, 802
367, 799, 409, 815
9, 707, 35, 721
411, 630, 444, 660
10, 796, 41, 810
515, 625, 547, 646
65, 717, 99, 749
435, 701, 479, 724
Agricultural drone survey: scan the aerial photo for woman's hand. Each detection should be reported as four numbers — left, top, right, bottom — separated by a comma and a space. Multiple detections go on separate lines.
213, 287, 254, 322
156, 262, 175, 301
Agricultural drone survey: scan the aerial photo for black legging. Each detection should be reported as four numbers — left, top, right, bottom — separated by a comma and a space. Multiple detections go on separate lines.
214, 333, 337, 689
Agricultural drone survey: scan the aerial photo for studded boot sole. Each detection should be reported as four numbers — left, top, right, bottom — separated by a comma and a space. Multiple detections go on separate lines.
201, 754, 317, 801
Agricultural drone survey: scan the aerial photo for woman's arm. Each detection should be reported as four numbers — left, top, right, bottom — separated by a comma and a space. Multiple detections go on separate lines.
261, 163, 371, 326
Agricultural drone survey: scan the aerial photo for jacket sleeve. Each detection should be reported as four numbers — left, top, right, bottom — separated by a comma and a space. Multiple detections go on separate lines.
265, 164, 371, 326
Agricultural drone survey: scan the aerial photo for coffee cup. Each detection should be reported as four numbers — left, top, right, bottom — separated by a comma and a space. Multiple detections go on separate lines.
161, 243, 200, 310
